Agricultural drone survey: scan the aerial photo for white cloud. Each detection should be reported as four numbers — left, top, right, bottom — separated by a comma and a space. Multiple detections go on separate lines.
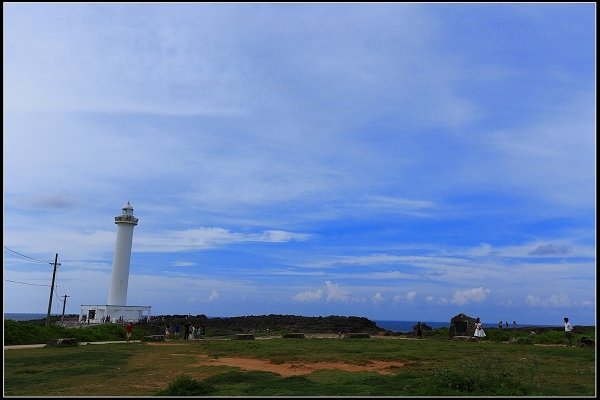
292, 289, 323, 303
135, 228, 311, 252
392, 291, 418, 303
525, 293, 570, 308
451, 287, 490, 305
172, 261, 196, 267
406, 291, 417, 302
325, 281, 353, 303
372, 292, 384, 304
207, 289, 219, 301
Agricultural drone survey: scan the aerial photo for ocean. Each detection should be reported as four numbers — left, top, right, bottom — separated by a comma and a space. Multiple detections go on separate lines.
374, 320, 448, 332
374, 320, 558, 332
4, 313, 53, 321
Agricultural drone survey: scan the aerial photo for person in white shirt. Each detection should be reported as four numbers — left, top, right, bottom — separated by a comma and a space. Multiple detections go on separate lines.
473, 317, 486, 340
563, 317, 573, 347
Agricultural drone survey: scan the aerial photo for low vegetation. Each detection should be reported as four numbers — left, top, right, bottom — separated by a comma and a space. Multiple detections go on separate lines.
3, 316, 595, 396
4, 335, 595, 396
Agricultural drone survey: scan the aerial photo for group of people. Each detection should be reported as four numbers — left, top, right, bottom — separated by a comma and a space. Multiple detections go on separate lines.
497, 320, 517, 329
473, 316, 575, 347
123, 320, 208, 343
164, 322, 206, 340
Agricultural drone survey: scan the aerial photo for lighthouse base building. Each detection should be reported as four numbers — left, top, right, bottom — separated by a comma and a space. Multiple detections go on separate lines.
79, 202, 151, 324
79, 304, 151, 324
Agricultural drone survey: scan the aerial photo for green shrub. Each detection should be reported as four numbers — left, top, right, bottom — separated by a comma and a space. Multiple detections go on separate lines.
155, 375, 215, 396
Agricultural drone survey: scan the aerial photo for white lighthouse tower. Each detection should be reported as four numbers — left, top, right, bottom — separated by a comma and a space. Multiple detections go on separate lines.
79, 202, 151, 324
107, 202, 138, 306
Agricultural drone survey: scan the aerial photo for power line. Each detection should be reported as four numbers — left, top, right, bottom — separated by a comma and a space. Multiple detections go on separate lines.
3, 247, 49, 264
4, 279, 50, 287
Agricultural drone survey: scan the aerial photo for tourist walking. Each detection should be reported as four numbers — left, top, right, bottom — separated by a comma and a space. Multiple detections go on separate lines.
174, 322, 180, 340
126, 322, 133, 342
416, 322, 423, 338
564, 317, 573, 347
474, 317, 486, 339
165, 324, 170, 339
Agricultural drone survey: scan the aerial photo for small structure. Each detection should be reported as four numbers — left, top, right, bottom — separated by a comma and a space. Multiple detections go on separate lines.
449, 313, 477, 338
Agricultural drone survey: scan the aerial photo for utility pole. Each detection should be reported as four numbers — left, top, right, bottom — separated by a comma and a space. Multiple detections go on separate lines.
46, 253, 60, 325
61, 294, 70, 325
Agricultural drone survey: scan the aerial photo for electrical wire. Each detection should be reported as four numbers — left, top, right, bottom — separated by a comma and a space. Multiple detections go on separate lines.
3, 246, 49, 264
4, 279, 50, 287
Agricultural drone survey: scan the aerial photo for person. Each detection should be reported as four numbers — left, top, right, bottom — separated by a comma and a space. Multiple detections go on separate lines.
126, 322, 133, 342
564, 317, 573, 347
174, 322, 180, 340
165, 324, 170, 339
505, 321, 509, 328
498, 320, 503, 329
184, 321, 191, 340
513, 320, 517, 328
416, 322, 423, 338
474, 317, 486, 339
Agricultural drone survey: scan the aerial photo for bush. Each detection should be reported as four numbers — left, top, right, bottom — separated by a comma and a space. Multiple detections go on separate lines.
155, 375, 215, 396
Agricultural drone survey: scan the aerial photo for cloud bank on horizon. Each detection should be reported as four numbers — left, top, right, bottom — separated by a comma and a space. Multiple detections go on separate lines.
3, 3, 596, 325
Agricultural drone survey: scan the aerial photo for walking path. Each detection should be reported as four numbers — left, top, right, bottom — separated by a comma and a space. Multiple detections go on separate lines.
4, 340, 141, 350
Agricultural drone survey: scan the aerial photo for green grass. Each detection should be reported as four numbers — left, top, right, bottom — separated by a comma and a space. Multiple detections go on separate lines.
3, 320, 141, 345
4, 336, 595, 396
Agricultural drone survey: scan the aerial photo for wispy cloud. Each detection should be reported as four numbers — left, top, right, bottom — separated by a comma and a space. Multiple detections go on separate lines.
4, 3, 594, 324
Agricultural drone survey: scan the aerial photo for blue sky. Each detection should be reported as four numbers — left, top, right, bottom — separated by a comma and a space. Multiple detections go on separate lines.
3, 3, 596, 326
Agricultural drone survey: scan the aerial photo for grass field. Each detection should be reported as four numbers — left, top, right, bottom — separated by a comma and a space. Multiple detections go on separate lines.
3, 335, 596, 396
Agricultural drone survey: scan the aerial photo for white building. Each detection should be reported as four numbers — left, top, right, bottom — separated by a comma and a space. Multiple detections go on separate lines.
79, 202, 151, 323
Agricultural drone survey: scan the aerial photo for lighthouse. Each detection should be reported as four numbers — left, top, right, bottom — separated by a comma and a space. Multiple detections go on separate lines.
79, 202, 151, 324
107, 202, 138, 306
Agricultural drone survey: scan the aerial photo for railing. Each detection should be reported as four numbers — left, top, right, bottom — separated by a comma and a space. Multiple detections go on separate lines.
115, 216, 138, 224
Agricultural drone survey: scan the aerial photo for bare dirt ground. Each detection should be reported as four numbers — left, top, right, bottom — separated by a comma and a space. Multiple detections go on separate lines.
145, 340, 405, 376
192, 354, 405, 376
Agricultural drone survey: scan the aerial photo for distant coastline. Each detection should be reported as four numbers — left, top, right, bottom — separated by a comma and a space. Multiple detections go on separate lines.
5, 313, 565, 330
4, 313, 50, 321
